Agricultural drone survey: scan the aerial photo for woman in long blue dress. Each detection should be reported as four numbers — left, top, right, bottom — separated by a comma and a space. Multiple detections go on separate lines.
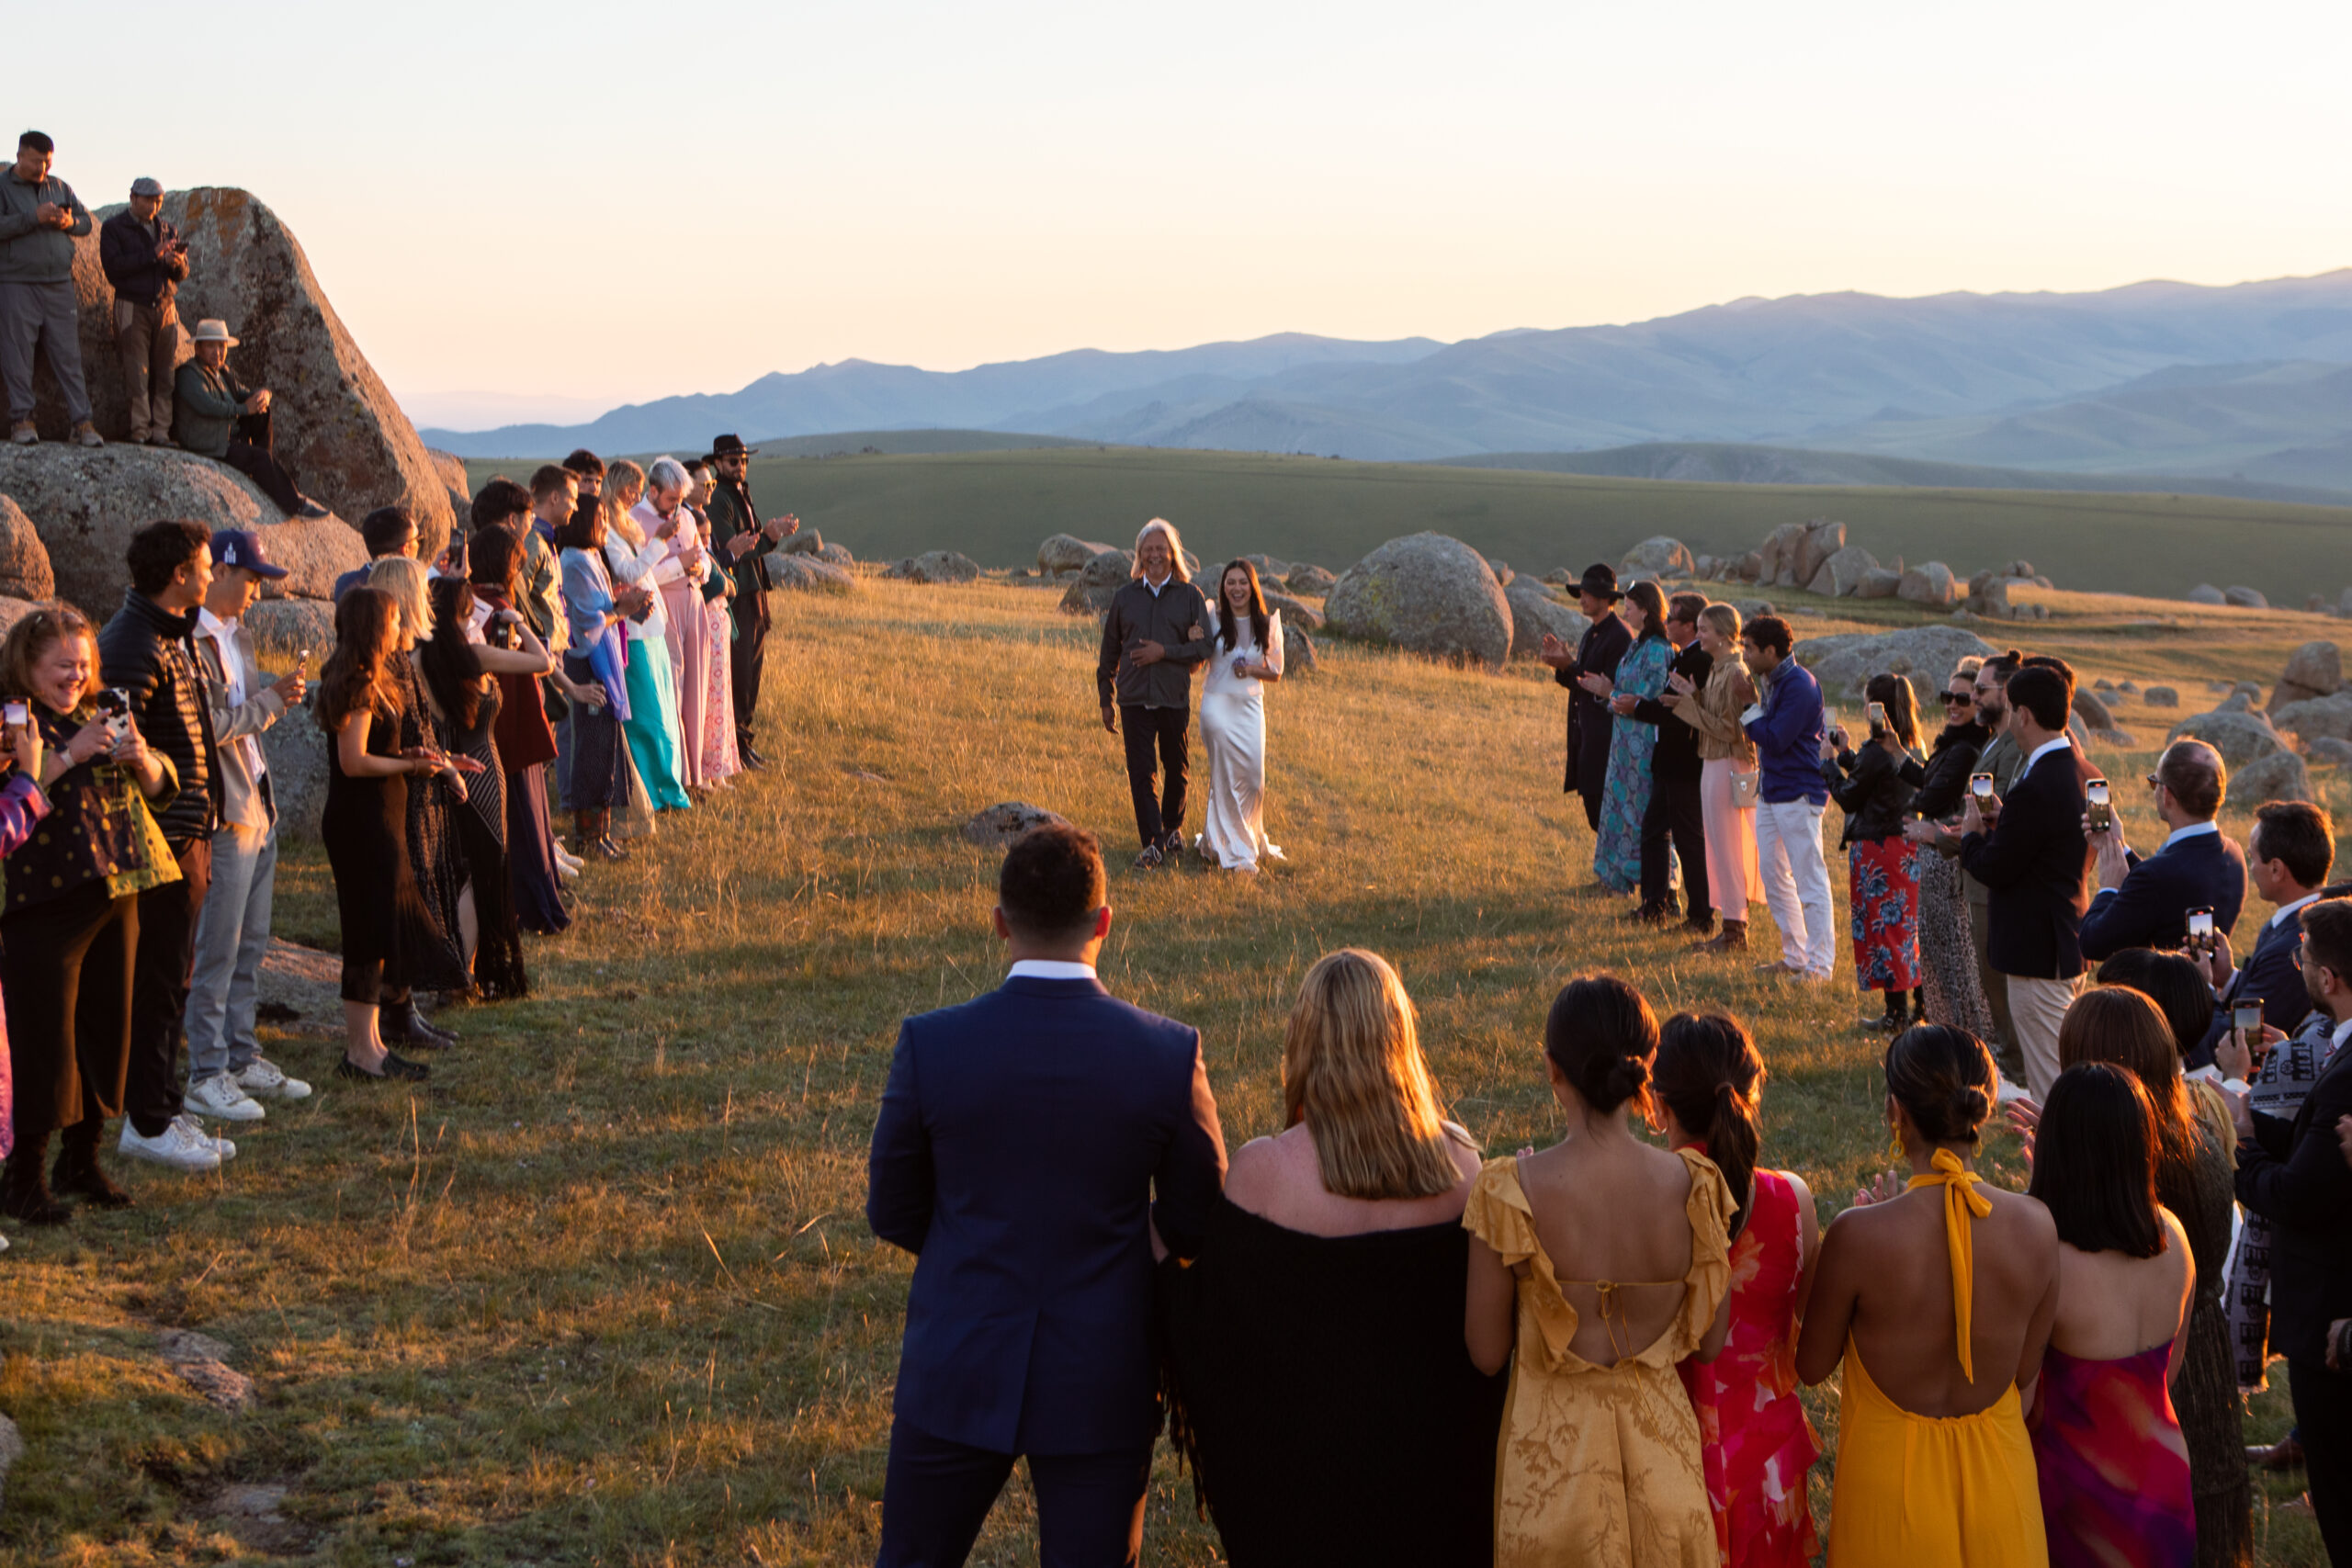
1588, 581, 1671, 893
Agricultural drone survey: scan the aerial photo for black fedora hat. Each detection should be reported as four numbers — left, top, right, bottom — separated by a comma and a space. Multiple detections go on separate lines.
709, 434, 759, 459
1576, 563, 1623, 602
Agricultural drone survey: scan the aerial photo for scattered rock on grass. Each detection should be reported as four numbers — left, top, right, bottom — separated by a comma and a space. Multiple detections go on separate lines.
2230, 750, 2313, 804
2272, 693, 2352, 744
0, 1413, 19, 1512
160, 1329, 254, 1412
770, 555, 855, 594
1262, 589, 1324, 632
2305, 737, 2352, 767
2224, 585, 2268, 608
2165, 709, 2284, 768
2188, 585, 2226, 605
962, 802, 1068, 846
1285, 564, 1336, 596
1038, 534, 1114, 574
1058, 548, 1135, 615
2273, 640, 2344, 710
1322, 533, 1511, 671
2143, 686, 2178, 707
885, 550, 980, 585
1282, 622, 1319, 672
1504, 581, 1589, 661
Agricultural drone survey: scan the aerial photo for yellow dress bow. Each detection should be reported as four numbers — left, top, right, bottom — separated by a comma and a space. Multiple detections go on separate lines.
1905, 1146, 1993, 1382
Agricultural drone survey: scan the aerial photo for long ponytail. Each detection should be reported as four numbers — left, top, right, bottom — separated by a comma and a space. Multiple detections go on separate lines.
1655, 1011, 1765, 1238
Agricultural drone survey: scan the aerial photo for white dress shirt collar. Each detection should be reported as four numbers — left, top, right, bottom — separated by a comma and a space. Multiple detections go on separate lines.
1008, 960, 1098, 981
1143, 572, 1169, 596
2024, 735, 2075, 775
2164, 820, 2221, 848
2271, 891, 2323, 931
2333, 1014, 2352, 1055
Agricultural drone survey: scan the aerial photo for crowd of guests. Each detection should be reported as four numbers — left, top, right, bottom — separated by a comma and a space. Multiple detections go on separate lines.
870, 822, 2352, 1567
0, 434, 802, 1226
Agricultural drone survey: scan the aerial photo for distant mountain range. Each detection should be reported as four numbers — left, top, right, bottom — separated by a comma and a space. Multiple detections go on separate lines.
420, 271, 2352, 493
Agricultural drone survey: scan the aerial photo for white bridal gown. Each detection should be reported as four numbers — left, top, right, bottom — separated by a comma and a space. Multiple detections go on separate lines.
1196, 609, 1285, 871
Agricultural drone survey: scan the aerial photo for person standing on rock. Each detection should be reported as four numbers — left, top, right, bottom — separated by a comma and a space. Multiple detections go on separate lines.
172, 321, 331, 519
1097, 519, 1213, 870
1539, 565, 1632, 842
701, 434, 799, 768
1738, 615, 1837, 982
0, 130, 101, 448
98, 177, 187, 446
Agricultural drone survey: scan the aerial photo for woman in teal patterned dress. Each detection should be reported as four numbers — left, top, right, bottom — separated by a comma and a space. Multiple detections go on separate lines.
1587, 581, 1671, 892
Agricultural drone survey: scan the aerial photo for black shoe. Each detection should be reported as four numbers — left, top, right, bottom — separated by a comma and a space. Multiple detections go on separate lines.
741, 744, 770, 771
405, 1011, 458, 1049
337, 1052, 430, 1083
51, 1151, 132, 1210
294, 496, 332, 520
0, 1152, 69, 1226
592, 836, 628, 862
1131, 843, 1163, 871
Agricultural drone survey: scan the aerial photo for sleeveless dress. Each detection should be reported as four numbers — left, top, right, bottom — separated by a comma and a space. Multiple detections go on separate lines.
1195, 610, 1283, 871
1678, 1169, 1821, 1567
1826, 1149, 2047, 1568
1463, 1146, 1734, 1567
2031, 1343, 2195, 1568
1596, 634, 1673, 892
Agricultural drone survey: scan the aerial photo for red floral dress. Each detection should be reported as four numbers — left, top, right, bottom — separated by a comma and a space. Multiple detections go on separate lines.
1677, 1168, 1822, 1567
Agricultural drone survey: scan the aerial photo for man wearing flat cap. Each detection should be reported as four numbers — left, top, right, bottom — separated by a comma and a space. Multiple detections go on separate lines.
701, 434, 799, 767
100, 177, 188, 445
173, 320, 330, 519
1540, 564, 1634, 840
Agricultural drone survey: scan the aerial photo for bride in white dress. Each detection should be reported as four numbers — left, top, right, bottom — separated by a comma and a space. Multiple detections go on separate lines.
1196, 560, 1286, 872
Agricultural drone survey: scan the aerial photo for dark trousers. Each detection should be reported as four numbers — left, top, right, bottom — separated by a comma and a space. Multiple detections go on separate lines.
876, 1419, 1149, 1568
1572, 732, 1609, 832
127, 838, 210, 1138
2289, 1356, 2352, 1563
1640, 773, 1710, 920
214, 408, 305, 516
0, 885, 139, 1141
731, 605, 768, 750
1120, 704, 1189, 848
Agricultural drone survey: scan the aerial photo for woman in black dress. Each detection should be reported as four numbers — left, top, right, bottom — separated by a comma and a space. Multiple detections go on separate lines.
468, 528, 569, 936
315, 587, 465, 1083
1162, 948, 1505, 1567
365, 558, 472, 1008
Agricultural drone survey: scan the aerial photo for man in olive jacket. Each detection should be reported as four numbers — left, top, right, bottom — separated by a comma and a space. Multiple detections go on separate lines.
1094, 519, 1211, 870
0, 130, 98, 446
172, 320, 328, 517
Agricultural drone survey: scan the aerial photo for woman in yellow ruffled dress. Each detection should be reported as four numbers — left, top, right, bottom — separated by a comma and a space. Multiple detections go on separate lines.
1464, 975, 1734, 1567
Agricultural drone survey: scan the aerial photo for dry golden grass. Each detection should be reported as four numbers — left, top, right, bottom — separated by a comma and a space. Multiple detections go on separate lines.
0, 577, 2337, 1564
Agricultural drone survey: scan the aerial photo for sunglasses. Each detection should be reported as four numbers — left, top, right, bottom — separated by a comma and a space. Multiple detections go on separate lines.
1939, 691, 1973, 705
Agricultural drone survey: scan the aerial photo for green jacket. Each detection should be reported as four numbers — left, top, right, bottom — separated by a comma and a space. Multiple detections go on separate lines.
0, 169, 91, 284
172, 358, 253, 458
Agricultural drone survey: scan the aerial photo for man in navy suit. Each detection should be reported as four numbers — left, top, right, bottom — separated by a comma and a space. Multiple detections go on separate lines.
1960, 664, 2088, 1099
2079, 739, 2245, 962
867, 823, 1227, 1567
2199, 800, 2335, 1067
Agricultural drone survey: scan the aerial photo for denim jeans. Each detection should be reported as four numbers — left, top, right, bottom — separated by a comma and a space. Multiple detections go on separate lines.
183, 820, 277, 1083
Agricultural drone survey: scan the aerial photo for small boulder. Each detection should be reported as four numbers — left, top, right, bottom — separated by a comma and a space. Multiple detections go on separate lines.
769, 555, 856, 594
1794, 625, 1998, 709
1621, 536, 1694, 581
816, 542, 854, 568
0, 495, 54, 601
1282, 621, 1319, 673
1897, 562, 1957, 607
1058, 548, 1136, 615
1240, 553, 1294, 583
2093, 677, 2115, 690
2271, 693, 2352, 745
2143, 685, 2178, 707
2272, 640, 2344, 711
2119, 680, 2141, 694
1734, 599, 1776, 622
1855, 566, 1904, 600
2187, 585, 2226, 605
2165, 709, 2285, 769
2223, 585, 2268, 609
1505, 581, 1591, 661
159, 1327, 254, 1413
2230, 750, 2313, 805
1486, 558, 1516, 587
1037, 534, 1113, 574
424, 447, 470, 525
962, 802, 1069, 846
1285, 564, 1337, 596
2073, 689, 2116, 732
885, 550, 980, 585
1261, 589, 1324, 632
2305, 737, 2352, 767
780, 528, 827, 557
1805, 544, 1878, 598
257, 936, 341, 1032
1322, 533, 1512, 671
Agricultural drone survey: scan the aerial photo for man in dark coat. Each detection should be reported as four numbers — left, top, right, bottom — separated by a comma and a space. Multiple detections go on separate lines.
1095, 519, 1211, 869
97, 176, 187, 445
1620, 591, 1712, 931
1540, 564, 1631, 834
2079, 738, 2245, 961
700, 434, 798, 767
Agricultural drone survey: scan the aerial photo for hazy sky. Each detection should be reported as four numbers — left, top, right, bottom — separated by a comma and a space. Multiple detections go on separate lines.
30, 0, 2351, 427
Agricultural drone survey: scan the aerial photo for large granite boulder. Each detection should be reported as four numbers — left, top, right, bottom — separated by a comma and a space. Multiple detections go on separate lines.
257, 699, 327, 839
1792, 520, 1845, 589
1806, 545, 1878, 598
2272, 640, 2344, 711
424, 447, 470, 525
1262, 589, 1324, 633
1505, 581, 1591, 661
1322, 532, 1512, 671
0, 495, 54, 601
1038, 534, 1114, 574
252, 514, 368, 602
1794, 625, 1997, 708
780, 528, 828, 557
1622, 536, 1694, 581
32, 188, 457, 556
0, 596, 36, 644
2271, 692, 2352, 745
2231, 750, 2313, 805
2165, 709, 2285, 769
886, 550, 980, 585
1281, 622, 1319, 673
1059, 548, 1136, 615
1897, 562, 1957, 607
1856, 566, 1904, 600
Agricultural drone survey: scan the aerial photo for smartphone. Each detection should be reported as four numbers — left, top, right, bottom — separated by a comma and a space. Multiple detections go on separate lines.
2233, 1001, 2264, 1036
1867, 701, 1887, 739
2188, 907, 2214, 948
1, 699, 25, 728
92, 686, 130, 718
1970, 773, 1995, 800
2086, 778, 2112, 832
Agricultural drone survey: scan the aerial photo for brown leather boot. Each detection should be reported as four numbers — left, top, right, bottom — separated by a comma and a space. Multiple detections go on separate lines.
1694, 919, 1747, 953
1, 1134, 70, 1224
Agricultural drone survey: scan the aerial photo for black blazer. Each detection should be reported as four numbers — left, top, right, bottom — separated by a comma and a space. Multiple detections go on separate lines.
2077, 827, 2247, 963
1556, 613, 1631, 793
2235, 1029, 2352, 1362
2196, 905, 2314, 1064
1960, 742, 2090, 980
1629, 642, 1713, 782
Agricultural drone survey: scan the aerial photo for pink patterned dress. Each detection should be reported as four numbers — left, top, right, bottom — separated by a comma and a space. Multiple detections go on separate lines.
702, 592, 741, 783
1677, 1168, 1822, 1567
2031, 1343, 2194, 1568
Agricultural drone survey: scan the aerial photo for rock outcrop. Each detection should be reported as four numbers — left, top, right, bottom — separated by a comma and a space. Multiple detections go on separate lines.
2231, 750, 2313, 804
1621, 536, 1693, 581
1285, 564, 1337, 596
1897, 562, 1957, 607
2165, 709, 2285, 769
2271, 693, 2352, 745
2223, 585, 2268, 609
1505, 581, 1590, 661
0, 495, 55, 601
1806, 545, 1877, 598
1794, 626, 1998, 708
1322, 533, 1512, 671
769, 555, 855, 593
424, 448, 471, 525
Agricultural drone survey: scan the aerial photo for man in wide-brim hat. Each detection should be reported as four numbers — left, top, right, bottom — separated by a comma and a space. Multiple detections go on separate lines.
700, 434, 799, 767
172, 320, 329, 519
1540, 563, 1632, 839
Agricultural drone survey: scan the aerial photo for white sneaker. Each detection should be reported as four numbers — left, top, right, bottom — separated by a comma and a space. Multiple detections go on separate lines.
186, 1073, 266, 1122
181, 1112, 236, 1162
119, 1115, 224, 1171
237, 1057, 312, 1102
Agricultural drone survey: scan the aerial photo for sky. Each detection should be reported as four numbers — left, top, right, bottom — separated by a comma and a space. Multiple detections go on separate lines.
28, 0, 2352, 429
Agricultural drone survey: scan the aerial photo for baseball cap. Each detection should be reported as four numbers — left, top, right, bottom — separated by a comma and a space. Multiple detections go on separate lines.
210, 528, 289, 580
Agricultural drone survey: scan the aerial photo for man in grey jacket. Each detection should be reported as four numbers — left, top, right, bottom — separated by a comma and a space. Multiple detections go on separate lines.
0, 130, 100, 447
1095, 519, 1211, 870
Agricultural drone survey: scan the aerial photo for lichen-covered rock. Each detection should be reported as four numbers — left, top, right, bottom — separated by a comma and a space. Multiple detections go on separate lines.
2187, 585, 2226, 605
2272, 640, 2344, 711
250, 513, 368, 602
1058, 547, 1136, 615
1285, 563, 1336, 596
1038, 534, 1114, 574
2271, 693, 2352, 745
962, 802, 1069, 846
0, 495, 54, 601
1792, 520, 1845, 589
2223, 585, 2268, 608
2165, 709, 2284, 769
2230, 750, 2313, 805
1794, 625, 1998, 708
1897, 562, 1957, 607
1505, 581, 1591, 662
816, 541, 854, 568
1322, 533, 1511, 671
1261, 589, 1324, 632
769, 555, 855, 593
885, 550, 979, 585
257, 700, 327, 838
1806, 545, 1878, 598
1, 442, 280, 610
1622, 536, 1694, 581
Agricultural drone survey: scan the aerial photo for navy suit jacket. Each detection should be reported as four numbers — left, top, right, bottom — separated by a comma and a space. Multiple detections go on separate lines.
2236, 1027, 2352, 1361
1960, 743, 2090, 980
2078, 827, 2246, 963
866, 975, 1227, 1455
2196, 905, 2314, 1064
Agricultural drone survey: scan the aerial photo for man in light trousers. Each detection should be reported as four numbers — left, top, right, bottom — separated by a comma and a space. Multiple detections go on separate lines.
181, 529, 313, 1124
1739, 615, 1836, 981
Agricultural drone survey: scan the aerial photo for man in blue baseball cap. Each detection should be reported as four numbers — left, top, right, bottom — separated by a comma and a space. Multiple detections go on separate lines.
181, 527, 312, 1127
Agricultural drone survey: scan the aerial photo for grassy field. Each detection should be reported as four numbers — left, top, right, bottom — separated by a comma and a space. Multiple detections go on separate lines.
0, 577, 2340, 1564
463, 447, 2352, 610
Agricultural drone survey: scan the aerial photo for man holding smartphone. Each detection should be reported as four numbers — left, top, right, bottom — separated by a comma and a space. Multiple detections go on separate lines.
2078, 739, 2245, 963
2198, 800, 2333, 1066
98, 177, 188, 446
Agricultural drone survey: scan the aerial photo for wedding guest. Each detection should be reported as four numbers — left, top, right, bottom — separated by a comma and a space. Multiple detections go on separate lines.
1095, 519, 1212, 870
171, 321, 332, 518
1194, 559, 1284, 874
1539, 564, 1630, 836
2196, 799, 2331, 1066
1464, 976, 1733, 1564
2081, 740, 2243, 962
313, 589, 442, 1083
1617, 592, 1713, 932
2025, 1061, 2197, 1568
368, 558, 472, 1005
1823, 672, 1925, 1032
331, 506, 421, 602
609, 459, 691, 811
0, 604, 184, 1220
419, 577, 532, 998
1739, 615, 1835, 982
1654, 1011, 1822, 1567
1902, 659, 1995, 1038
468, 528, 569, 934
1796, 1024, 2059, 1566
646, 461, 713, 793
2224, 997, 2342, 1404
701, 434, 799, 767
0, 131, 100, 448
2229, 897, 2352, 1560
554, 489, 652, 859
1589, 580, 1671, 897
1956, 653, 2030, 1077
1960, 663, 2088, 1098
1162, 949, 1501, 1566
181, 530, 312, 1129
1664, 601, 1758, 954
96, 176, 187, 446
866, 823, 1226, 1566
683, 459, 741, 787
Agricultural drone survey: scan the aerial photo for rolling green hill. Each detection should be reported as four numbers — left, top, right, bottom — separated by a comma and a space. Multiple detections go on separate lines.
464, 446, 2352, 606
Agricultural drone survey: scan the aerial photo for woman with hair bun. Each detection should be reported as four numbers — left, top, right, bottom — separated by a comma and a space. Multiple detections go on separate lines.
1654, 1012, 1821, 1566
1797, 1024, 2059, 1566
1464, 975, 1734, 1564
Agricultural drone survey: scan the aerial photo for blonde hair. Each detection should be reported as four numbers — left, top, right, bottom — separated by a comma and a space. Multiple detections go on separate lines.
1698, 601, 1741, 640
603, 460, 648, 547
367, 556, 433, 643
1133, 518, 1191, 584
1283, 950, 1464, 1201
